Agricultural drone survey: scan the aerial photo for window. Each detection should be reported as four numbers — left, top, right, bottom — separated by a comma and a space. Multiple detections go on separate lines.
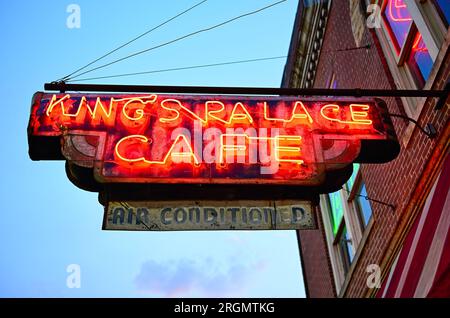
338, 226, 353, 274
407, 32, 433, 86
325, 163, 369, 276
374, 0, 449, 120
320, 163, 375, 289
355, 183, 373, 227
381, 0, 434, 87
326, 192, 353, 275
346, 164, 373, 229
328, 190, 344, 235
433, 0, 450, 26
383, 0, 413, 52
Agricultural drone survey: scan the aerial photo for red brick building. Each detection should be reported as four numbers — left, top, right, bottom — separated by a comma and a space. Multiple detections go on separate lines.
283, 0, 449, 298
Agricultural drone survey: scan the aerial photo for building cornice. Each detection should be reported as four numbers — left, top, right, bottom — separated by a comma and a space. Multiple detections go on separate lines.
282, 0, 332, 89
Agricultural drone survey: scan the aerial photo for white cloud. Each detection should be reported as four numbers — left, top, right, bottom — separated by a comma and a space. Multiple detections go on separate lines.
134, 257, 268, 297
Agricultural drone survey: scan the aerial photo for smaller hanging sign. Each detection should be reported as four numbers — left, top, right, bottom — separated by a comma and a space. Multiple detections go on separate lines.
103, 200, 316, 231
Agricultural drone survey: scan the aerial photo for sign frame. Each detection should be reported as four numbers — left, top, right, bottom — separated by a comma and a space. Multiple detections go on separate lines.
28, 92, 400, 203
103, 200, 317, 231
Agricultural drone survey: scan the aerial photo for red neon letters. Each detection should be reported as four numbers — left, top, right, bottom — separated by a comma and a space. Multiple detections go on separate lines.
29, 93, 387, 182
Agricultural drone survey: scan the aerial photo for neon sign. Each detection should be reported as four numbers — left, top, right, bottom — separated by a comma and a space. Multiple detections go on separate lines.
28, 92, 399, 193
388, 0, 411, 22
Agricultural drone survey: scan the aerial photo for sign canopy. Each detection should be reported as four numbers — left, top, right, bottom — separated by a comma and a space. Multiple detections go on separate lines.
28, 92, 399, 202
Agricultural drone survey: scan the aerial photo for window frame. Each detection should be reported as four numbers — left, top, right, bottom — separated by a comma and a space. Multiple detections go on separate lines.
320, 192, 350, 291
350, 179, 374, 230
379, 1, 435, 88
370, 0, 449, 146
335, 225, 353, 274
344, 167, 373, 246
378, 0, 446, 66
432, 0, 450, 28
320, 164, 375, 293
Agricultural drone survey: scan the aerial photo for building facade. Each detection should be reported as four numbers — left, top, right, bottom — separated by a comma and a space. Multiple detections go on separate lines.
283, 0, 449, 297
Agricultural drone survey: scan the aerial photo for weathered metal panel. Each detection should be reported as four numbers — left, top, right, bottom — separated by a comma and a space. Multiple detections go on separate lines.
28, 93, 398, 187
103, 200, 316, 231
28, 92, 399, 203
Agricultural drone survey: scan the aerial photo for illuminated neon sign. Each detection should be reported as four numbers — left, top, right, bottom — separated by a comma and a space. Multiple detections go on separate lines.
28, 92, 399, 192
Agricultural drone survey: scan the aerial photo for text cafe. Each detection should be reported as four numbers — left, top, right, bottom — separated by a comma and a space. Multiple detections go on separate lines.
29, 93, 397, 185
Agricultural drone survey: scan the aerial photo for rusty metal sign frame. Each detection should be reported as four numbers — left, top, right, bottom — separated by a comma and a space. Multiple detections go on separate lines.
103, 200, 317, 231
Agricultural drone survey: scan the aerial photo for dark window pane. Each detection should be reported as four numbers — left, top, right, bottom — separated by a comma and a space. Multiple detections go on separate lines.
339, 226, 353, 273
328, 191, 344, 235
357, 184, 373, 226
407, 32, 433, 87
383, 0, 413, 53
344, 228, 354, 263
434, 0, 450, 26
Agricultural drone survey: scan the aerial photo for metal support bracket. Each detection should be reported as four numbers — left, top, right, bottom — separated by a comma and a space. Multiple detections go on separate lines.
342, 187, 396, 212
388, 113, 437, 139
44, 82, 448, 98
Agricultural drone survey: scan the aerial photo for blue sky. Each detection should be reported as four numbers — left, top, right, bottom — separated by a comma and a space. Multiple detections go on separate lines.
0, 0, 305, 297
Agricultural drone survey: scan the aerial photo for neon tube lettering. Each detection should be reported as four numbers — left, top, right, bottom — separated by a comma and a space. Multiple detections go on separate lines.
350, 104, 372, 125
218, 133, 303, 165
46, 94, 115, 126
159, 99, 206, 124
274, 135, 303, 164
115, 134, 199, 165
120, 95, 157, 121
321, 104, 372, 126
263, 101, 313, 124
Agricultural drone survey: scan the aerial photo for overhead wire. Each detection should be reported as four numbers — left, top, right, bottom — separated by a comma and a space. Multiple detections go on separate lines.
66, 56, 288, 82
58, 0, 209, 81
64, 0, 288, 81
66, 43, 373, 83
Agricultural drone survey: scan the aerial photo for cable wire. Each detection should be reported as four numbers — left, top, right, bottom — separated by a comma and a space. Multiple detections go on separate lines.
59, 0, 209, 81
66, 44, 371, 83
341, 187, 395, 211
65, 0, 288, 81
66, 43, 372, 83
67, 56, 288, 82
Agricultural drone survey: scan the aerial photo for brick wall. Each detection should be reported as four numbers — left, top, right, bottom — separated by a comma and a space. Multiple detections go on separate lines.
298, 210, 336, 298
301, 1, 449, 297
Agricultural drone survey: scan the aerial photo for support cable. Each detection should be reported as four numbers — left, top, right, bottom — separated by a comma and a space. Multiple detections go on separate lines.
59, 0, 209, 81
66, 56, 288, 82
65, 0, 288, 81
64, 45, 374, 83
388, 113, 437, 139
341, 187, 396, 212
